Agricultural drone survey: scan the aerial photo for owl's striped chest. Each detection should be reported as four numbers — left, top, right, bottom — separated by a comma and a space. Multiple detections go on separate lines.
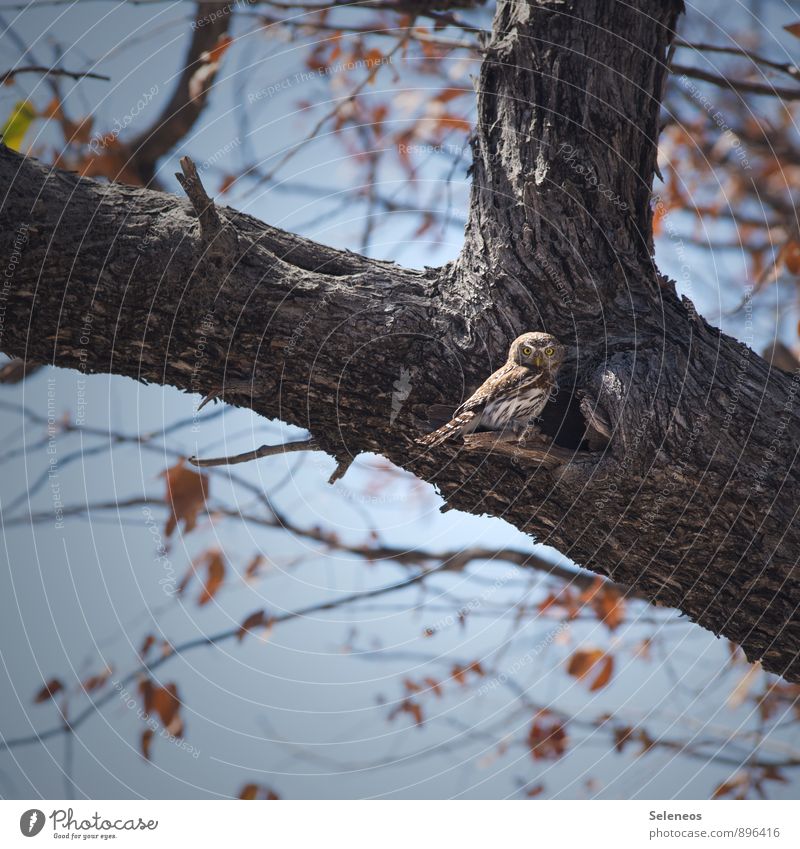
479, 383, 550, 429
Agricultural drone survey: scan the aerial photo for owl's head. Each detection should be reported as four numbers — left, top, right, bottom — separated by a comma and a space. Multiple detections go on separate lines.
510, 332, 565, 372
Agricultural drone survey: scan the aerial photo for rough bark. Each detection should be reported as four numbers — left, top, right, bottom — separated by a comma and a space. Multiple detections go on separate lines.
2, 0, 799, 681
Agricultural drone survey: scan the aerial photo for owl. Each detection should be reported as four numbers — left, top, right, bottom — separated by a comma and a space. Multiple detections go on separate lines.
417, 332, 565, 446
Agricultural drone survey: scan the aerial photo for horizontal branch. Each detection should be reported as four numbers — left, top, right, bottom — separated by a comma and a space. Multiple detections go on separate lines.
0, 65, 110, 84
188, 437, 319, 466
672, 63, 800, 100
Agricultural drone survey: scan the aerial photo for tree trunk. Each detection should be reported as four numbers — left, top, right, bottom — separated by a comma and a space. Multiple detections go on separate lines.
2, 0, 799, 681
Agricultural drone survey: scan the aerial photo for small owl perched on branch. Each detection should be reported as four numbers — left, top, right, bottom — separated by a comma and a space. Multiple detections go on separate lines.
417, 332, 565, 446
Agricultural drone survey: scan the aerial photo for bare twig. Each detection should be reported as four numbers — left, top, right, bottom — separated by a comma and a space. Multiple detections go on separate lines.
672, 62, 800, 100
176, 155, 224, 239
0, 65, 110, 84
674, 39, 800, 79
188, 437, 319, 466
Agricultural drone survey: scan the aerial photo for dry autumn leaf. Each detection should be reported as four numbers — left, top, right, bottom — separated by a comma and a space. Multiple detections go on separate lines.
82, 667, 113, 693
139, 679, 183, 737
713, 771, 749, 799
589, 655, 614, 692
34, 678, 64, 703
566, 648, 605, 680
239, 783, 280, 800
237, 608, 272, 642
567, 648, 615, 691
140, 634, 156, 658
389, 699, 424, 726
244, 554, 265, 581
613, 725, 636, 753
527, 711, 568, 760
141, 728, 154, 761
783, 241, 800, 275
195, 549, 226, 606
160, 461, 209, 538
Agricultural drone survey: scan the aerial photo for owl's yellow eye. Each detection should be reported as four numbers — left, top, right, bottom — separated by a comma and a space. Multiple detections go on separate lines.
521, 346, 533, 356
544, 347, 555, 356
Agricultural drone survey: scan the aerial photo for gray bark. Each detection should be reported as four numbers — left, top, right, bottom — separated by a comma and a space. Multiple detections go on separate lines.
2, 0, 799, 681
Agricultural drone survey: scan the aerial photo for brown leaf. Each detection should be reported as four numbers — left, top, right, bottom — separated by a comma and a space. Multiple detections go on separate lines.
160, 461, 209, 538
527, 711, 567, 760
637, 729, 656, 755
761, 765, 788, 784
34, 678, 64, 703
40, 97, 62, 120
591, 585, 626, 631
238, 609, 271, 642
139, 680, 183, 736
207, 34, 234, 64
196, 549, 226, 606
713, 771, 749, 799
239, 783, 280, 800
423, 677, 442, 697
140, 634, 156, 658
389, 699, 424, 726
785, 22, 800, 38
141, 728, 154, 760
566, 648, 604, 680
82, 666, 113, 693
218, 174, 236, 194
525, 784, 545, 798
613, 726, 635, 753
589, 655, 614, 691
61, 114, 94, 144
783, 240, 800, 275
244, 554, 265, 580
434, 87, 467, 104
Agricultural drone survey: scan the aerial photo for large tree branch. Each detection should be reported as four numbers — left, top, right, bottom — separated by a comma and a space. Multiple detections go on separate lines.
2, 0, 800, 683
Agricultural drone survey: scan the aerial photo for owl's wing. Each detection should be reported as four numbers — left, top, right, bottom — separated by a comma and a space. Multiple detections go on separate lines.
454, 363, 544, 416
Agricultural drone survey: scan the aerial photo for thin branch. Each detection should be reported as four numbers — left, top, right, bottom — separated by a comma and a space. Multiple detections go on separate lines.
0, 65, 110, 84
176, 155, 224, 241
672, 62, 800, 100
188, 437, 319, 466
4, 493, 634, 597
674, 39, 800, 79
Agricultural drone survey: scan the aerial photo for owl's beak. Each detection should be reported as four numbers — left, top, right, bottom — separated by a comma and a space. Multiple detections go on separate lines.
533, 355, 542, 367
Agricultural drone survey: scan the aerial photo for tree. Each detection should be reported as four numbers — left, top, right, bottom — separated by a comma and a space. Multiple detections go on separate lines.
1, 0, 800, 800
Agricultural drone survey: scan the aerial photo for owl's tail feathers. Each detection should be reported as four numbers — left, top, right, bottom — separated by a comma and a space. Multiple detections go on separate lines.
416, 411, 476, 446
